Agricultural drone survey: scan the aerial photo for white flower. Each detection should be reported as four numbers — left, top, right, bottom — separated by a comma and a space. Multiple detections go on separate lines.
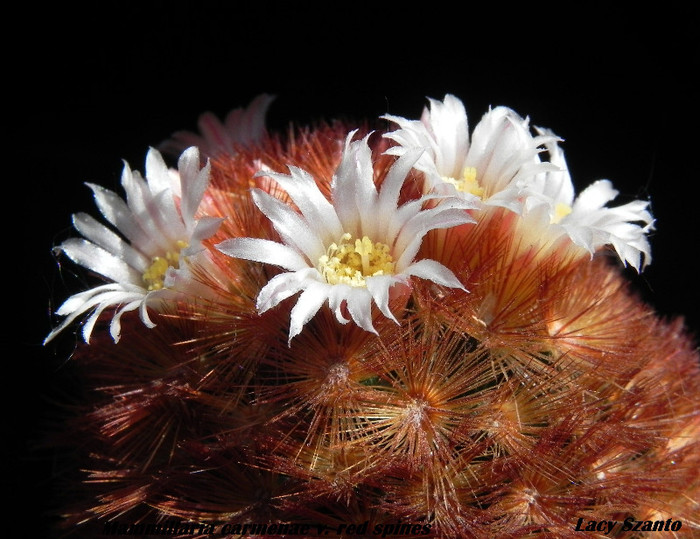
520, 131, 654, 271
217, 131, 477, 342
382, 94, 557, 212
160, 94, 275, 158
45, 147, 222, 344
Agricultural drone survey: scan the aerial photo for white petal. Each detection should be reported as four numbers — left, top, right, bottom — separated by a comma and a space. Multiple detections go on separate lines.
288, 281, 330, 342
403, 259, 466, 290
121, 159, 186, 250
87, 182, 151, 249
91, 299, 139, 343
382, 114, 441, 178
388, 194, 478, 251
365, 275, 400, 323
217, 237, 310, 272
256, 166, 343, 242
72, 212, 150, 271
572, 180, 618, 211
394, 202, 477, 268
178, 147, 211, 227
382, 94, 470, 181
332, 132, 377, 233
376, 147, 424, 235
256, 268, 319, 313
424, 94, 470, 177
345, 288, 377, 334
45, 286, 146, 344
394, 233, 426, 272
530, 128, 574, 205
144, 147, 174, 195
327, 284, 352, 324
483, 184, 528, 214
59, 238, 143, 284
251, 189, 325, 261
185, 216, 224, 255
138, 180, 185, 248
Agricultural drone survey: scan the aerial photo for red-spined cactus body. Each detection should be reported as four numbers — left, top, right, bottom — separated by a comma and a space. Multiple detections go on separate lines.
48, 103, 699, 539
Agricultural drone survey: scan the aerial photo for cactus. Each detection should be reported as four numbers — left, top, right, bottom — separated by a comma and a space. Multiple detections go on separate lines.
47, 96, 699, 538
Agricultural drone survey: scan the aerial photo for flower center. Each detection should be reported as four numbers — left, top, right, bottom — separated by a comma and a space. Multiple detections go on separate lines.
318, 233, 395, 287
551, 202, 573, 224
142, 240, 189, 291
442, 166, 483, 197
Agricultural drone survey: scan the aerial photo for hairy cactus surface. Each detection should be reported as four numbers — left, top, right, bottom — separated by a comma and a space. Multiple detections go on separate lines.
46, 95, 699, 538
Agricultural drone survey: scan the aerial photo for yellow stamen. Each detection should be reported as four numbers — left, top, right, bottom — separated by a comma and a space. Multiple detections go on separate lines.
318, 233, 395, 287
142, 240, 189, 291
442, 167, 483, 197
551, 203, 572, 224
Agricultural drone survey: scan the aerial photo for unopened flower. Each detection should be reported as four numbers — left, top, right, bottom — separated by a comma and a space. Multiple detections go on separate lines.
45, 147, 222, 344
217, 131, 477, 342
382, 94, 556, 212
519, 131, 654, 271
160, 94, 275, 159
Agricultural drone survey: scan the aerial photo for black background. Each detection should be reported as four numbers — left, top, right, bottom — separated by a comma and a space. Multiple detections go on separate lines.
14, 3, 699, 536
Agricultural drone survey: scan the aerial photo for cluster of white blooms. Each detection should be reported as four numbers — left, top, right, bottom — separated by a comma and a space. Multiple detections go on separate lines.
46, 94, 654, 345
383, 95, 654, 269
